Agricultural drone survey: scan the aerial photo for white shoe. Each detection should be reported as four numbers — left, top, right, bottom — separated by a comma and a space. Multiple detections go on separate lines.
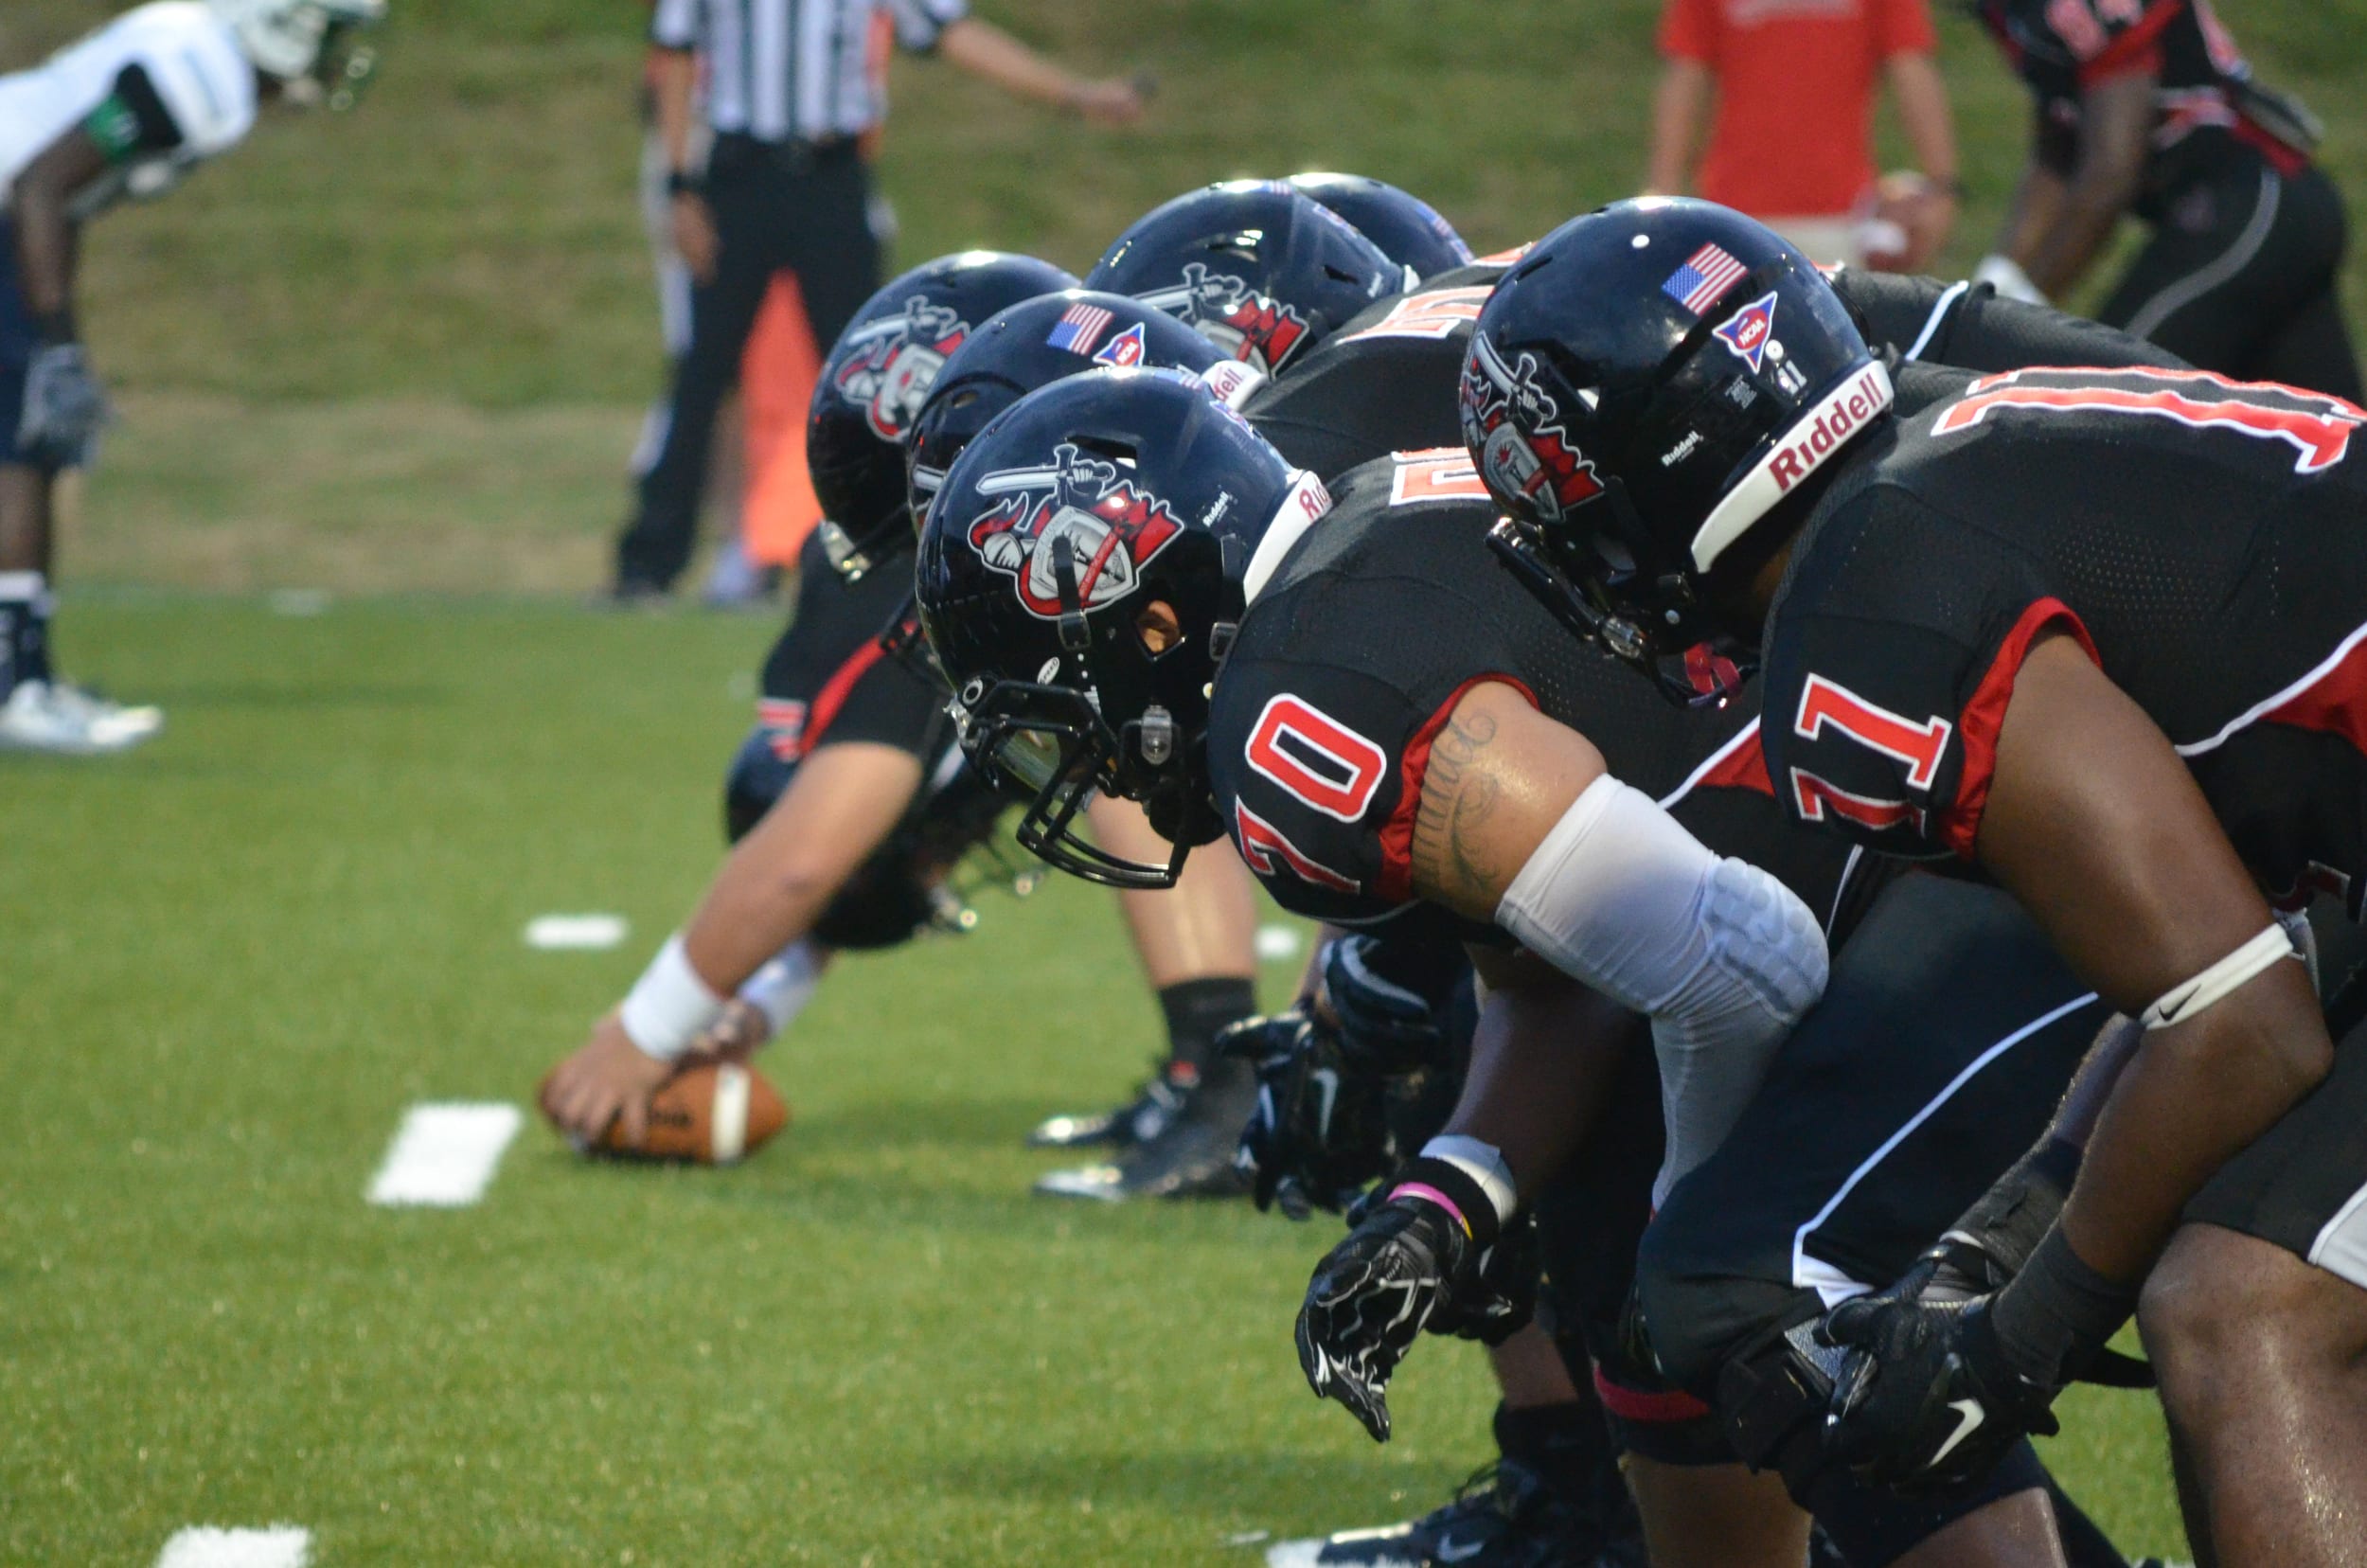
0, 679, 164, 754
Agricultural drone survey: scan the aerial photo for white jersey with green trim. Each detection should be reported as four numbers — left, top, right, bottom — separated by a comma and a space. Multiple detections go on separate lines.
0, 3, 255, 209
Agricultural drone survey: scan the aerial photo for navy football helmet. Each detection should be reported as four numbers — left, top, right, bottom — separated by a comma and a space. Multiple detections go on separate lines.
1462, 199, 1888, 704
905, 289, 1267, 540
1285, 171, 1473, 279
915, 369, 1329, 889
1085, 182, 1413, 376
810, 252, 1077, 581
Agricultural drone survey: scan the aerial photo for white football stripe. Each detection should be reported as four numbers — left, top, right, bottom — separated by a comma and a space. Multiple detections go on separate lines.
710, 1064, 751, 1164
367, 1102, 524, 1207
156, 1526, 311, 1568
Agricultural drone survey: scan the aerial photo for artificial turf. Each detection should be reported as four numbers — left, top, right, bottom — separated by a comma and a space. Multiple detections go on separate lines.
2, 596, 2185, 1564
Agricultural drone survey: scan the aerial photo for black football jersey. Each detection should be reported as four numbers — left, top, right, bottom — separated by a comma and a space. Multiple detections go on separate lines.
1244, 274, 1504, 481
1840, 270, 2190, 376
1207, 451, 1877, 945
1974, 0, 2310, 199
1761, 363, 2367, 907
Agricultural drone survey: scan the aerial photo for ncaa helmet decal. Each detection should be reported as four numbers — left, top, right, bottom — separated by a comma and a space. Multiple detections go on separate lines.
966, 443, 1185, 619
832, 295, 973, 440
1133, 262, 1311, 375
1713, 291, 1780, 375
1459, 332, 1605, 522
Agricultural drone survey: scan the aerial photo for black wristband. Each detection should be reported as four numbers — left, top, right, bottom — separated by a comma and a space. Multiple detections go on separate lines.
1391, 1155, 1502, 1249
32, 310, 76, 346
1988, 1225, 2139, 1387
1943, 1137, 2080, 1276
665, 169, 703, 198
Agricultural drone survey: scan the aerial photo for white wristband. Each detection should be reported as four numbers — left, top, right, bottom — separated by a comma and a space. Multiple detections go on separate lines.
1973, 254, 2048, 306
619, 934, 726, 1062
1422, 1134, 1519, 1229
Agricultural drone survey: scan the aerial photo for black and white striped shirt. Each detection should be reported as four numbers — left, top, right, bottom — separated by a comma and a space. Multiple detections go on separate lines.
650, 0, 969, 143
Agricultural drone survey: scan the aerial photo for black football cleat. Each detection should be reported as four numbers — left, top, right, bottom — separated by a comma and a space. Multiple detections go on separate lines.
1033, 1060, 1255, 1202
1262, 1457, 1646, 1568
1025, 1060, 1200, 1149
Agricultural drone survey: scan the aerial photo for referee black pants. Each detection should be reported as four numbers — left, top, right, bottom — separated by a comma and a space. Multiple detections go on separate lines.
2100, 153, 2361, 402
617, 134, 882, 591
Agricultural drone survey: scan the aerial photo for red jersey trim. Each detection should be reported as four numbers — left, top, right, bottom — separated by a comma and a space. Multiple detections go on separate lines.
1660, 716, 1773, 808
1593, 1364, 1713, 1425
2075, 0, 2183, 84
2177, 616, 2367, 760
1937, 597, 2100, 860
800, 634, 893, 756
1375, 675, 1539, 906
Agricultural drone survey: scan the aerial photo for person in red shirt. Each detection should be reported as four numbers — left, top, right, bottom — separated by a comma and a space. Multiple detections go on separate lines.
1647, 0, 1960, 271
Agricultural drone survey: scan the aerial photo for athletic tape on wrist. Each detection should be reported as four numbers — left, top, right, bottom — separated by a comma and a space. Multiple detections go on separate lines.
1421, 1135, 1518, 1230
619, 934, 725, 1062
2139, 922, 2302, 1030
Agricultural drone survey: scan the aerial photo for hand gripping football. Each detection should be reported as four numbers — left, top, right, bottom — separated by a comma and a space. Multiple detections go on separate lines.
592, 1061, 791, 1165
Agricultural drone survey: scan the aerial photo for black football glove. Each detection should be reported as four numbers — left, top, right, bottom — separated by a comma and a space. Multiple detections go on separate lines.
1297, 1176, 1532, 1443
1297, 1192, 1470, 1442
1323, 934, 1450, 1074
1819, 1263, 2061, 1492
1219, 1007, 1395, 1219
19, 342, 109, 469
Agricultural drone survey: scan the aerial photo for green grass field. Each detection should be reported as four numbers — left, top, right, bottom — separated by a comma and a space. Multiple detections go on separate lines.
2, 0, 2339, 1556
2, 599, 2181, 1563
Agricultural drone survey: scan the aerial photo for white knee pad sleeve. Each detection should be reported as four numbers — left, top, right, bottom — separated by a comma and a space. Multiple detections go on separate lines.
1494, 775, 1830, 1204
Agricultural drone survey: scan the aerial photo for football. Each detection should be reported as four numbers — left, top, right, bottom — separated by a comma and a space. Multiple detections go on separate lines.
590, 1061, 791, 1165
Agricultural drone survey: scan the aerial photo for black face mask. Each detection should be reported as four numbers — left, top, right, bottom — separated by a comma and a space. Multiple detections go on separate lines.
954, 677, 1191, 890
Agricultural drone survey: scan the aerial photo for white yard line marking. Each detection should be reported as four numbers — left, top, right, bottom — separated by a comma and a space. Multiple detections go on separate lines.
1255, 924, 1305, 962
267, 589, 332, 617
367, 1102, 524, 1208
523, 913, 629, 951
156, 1525, 311, 1568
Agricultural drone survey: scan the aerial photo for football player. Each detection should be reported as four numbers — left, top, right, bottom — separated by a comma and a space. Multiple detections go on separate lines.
914, 371, 2142, 1568
0, 0, 382, 752
1083, 181, 1414, 379
1967, 0, 2358, 399
890, 203, 2172, 1564
543, 256, 1272, 1203
1464, 197, 2367, 1565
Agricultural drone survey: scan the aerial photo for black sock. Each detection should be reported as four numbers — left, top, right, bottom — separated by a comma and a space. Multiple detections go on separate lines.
0, 572, 51, 694
1158, 976, 1258, 1081
1493, 1397, 1617, 1505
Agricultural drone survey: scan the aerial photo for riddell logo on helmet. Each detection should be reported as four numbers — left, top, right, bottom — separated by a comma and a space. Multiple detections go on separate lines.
1770, 366, 1889, 491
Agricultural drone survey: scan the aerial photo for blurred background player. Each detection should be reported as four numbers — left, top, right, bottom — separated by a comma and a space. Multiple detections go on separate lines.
1967, 0, 2358, 399
0, 0, 382, 753
1646, 0, 1958, 271
605, 0, 1149, 604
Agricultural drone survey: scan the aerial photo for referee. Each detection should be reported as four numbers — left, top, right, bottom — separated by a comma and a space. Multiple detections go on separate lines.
611, 0, 1145, 601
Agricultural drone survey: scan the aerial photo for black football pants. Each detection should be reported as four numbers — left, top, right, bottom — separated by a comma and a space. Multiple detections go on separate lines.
616, 134, 882, 591
2100, 157, 2361, 402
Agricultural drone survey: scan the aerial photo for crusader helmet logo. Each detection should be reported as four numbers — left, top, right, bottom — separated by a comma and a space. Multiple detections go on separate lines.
967, 443, 1185, 619
1135, 262, 1309, 374
834, 296, 970, 440
1460, 333, 1605, 522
